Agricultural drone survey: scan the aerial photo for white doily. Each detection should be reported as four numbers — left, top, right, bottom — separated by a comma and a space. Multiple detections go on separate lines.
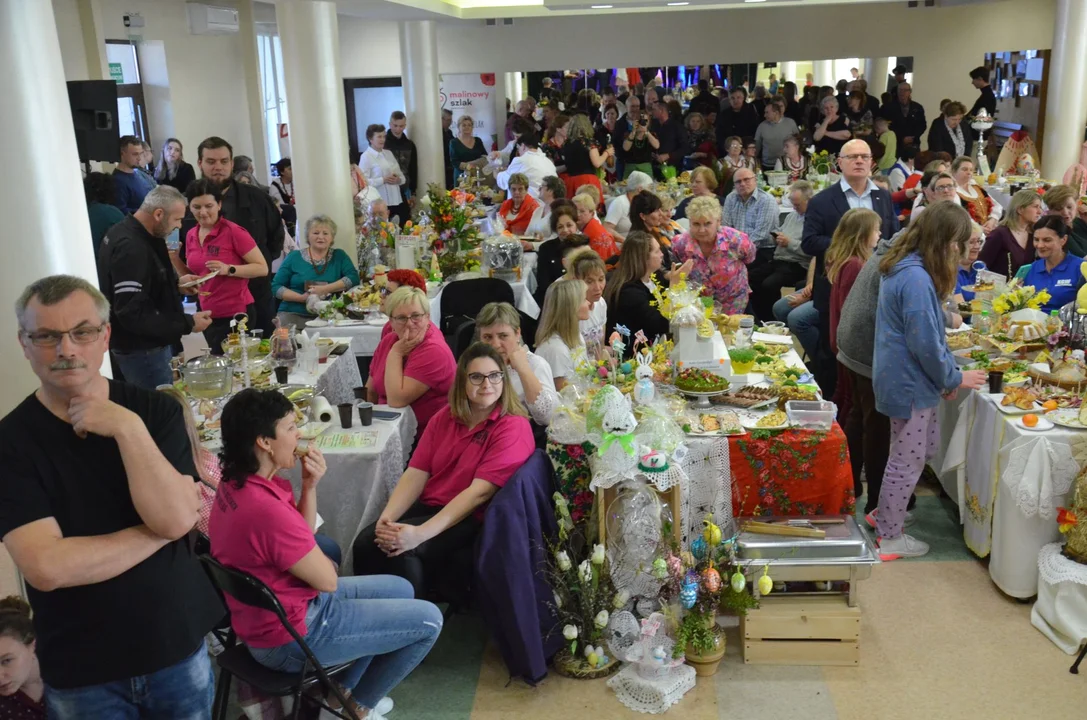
1038, 542, 1087, 586
1000, 436, 1079, 519
681, 437, 736, 543
607, 663, 696, 715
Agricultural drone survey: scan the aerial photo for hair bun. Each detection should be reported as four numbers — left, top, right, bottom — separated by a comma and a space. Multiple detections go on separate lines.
0, 596, 31, 618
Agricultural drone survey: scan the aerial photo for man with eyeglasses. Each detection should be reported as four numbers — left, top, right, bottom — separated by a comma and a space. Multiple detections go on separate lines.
909, 171, 962, 225
0, 275, 223, 717
802, 139, 900, 397
722, 167, 780, 278
98, 185, 212, 389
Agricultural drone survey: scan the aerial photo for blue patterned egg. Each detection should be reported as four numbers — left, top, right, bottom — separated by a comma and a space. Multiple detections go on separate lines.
691, 537, 707, 560
679, 580, 698, 609
620, 361, 633, 374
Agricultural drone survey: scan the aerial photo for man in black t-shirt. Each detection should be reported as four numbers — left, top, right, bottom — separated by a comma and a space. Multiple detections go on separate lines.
0, 276, 222, 718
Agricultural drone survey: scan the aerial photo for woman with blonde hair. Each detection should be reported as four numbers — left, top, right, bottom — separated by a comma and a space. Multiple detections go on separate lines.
977, 187, 1043, 279
535, 279, 591, 390
366, 286, 456, 432
154, 137, 195, 193
562, 114, 612, 199
572, 193, 618, 260
450, 114, 488, 184
827, 208, 883, 439
1044, 184, 1087, 257
670, 196, 752, 314
566, 248, 609, 352
675, 166, 721, 220
475, 302, 557, 426
684, 112, 716, 169
353, 342, 533, 594
271, 214, 361, 329
872, 203, 987, 558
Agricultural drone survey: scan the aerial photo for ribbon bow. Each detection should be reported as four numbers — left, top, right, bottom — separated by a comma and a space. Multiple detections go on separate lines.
600, 431, 636, 456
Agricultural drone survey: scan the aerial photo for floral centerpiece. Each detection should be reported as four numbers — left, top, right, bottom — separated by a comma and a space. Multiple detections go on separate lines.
546, 493, 621, 678
808, 149, 834, 176
991, 283, 1051, 315
424, 183, 482, 255
355, 208, 399, 276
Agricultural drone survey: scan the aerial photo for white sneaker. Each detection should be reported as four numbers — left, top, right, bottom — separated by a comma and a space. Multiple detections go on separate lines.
864, 508, 915, 529
375, 697, 394, 715
878, 533, 930, 560
317, 698, 393, 720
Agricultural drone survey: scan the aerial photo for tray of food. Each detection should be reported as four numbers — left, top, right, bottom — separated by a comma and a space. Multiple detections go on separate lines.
713, 385, 779, 409
675, 368, 731, 393
684, 411, 746, 436
1044, 409, 1087, 430
946, 332, 978, 351
740, 409, 791, 430
991, 387, 1043, 414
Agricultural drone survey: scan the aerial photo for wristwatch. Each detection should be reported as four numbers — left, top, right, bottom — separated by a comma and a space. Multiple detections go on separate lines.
228, 265, 237, 275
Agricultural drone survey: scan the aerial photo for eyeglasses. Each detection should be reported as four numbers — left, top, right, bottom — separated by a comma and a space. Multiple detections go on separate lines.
20, 324, 105, 348
841, 154, 872, 162
391, 312, 427, 325
934, 184, 957, 193
467, 371, 505, 386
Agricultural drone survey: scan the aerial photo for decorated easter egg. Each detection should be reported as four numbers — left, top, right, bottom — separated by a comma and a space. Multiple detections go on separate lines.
587, 652, 599, 666
652, 557, 669, 579
757, 573, 774, 596
730, 571, 746, 593
691, 537, 707, 560
679, 580, 698, 609
702, 567, 722, 593
702, 518, 722, 547
666, 554, 684, 580
620, 361, 633, 374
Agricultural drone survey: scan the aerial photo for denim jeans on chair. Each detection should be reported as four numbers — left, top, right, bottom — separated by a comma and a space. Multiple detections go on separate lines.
46, 640, 214, 720
247, 576, 442, 710
112, 346, 175, 390
772, 298, 819, 360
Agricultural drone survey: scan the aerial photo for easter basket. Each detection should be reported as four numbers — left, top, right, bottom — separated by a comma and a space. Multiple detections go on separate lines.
551, 648, 622, 680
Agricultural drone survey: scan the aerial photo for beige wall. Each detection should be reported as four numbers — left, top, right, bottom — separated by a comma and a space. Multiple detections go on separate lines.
53, 0, 90, 81
340, 0, 1055, 142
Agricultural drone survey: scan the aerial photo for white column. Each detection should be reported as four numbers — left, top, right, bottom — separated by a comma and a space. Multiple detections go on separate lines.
1041, 0, 1087, 179
781, 61, 797, 85
237, 0, 269, 184
814, 59, 834, 87
276, 0, 354, 258
494, 74, 512, 147
0, 0, 102, 412
75, 0, 109, 80
867, 57, 890, 96
399, 21, 444, 192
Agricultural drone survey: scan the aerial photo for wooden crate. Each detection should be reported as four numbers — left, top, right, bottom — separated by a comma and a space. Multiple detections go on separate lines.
741, 594, 861, 666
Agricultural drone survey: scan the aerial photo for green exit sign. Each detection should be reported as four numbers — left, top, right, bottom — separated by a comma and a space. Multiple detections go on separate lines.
109, 62, 123, 83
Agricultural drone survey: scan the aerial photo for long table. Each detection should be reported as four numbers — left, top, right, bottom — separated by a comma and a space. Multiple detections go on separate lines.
940, 390, 1082, 598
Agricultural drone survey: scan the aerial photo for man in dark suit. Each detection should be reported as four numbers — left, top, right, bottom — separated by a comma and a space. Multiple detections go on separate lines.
801, 139, 900, 398
880, 82, 927, 149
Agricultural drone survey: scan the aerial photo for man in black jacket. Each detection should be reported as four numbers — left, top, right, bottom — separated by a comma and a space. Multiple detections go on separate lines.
715, 86, 760, 155
801, 139, 900, 398
649, 101, 686, 176
98, 186, 211, 388
687, 79, 718, 118
442, 109, 455, 189
880, 82, 926, 149
182, 136, 284, 336
385, 111, 418, 202
968, 66, 997, 119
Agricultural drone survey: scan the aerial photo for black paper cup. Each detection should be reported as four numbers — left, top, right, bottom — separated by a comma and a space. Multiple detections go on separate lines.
337, 403, 354, 429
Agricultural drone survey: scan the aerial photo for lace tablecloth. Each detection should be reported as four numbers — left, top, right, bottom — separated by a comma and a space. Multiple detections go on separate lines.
281, 405, 417, 571
941, 391, 1082, 597
1031, 543, 1087, 653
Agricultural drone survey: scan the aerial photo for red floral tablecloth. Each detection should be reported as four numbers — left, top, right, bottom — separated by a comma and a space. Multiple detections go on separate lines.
728, 424, 855, 517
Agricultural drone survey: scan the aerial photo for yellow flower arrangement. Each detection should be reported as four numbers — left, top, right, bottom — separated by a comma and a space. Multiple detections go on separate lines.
991, 285, 1051, 315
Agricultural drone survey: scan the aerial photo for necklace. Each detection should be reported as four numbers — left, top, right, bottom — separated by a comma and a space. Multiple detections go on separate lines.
307, 248, 330, 275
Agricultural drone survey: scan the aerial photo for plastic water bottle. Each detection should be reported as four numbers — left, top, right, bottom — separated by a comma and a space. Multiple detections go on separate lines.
976, 310, 991, 335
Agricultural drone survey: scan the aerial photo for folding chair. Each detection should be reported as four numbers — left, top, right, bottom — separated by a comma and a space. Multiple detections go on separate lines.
199, 555, 360, 720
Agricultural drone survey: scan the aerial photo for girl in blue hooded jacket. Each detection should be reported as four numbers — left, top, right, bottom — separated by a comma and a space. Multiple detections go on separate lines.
872, 202, 987, 559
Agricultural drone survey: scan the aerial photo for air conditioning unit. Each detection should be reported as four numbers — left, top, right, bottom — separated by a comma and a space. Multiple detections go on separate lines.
186, 3, 240, 35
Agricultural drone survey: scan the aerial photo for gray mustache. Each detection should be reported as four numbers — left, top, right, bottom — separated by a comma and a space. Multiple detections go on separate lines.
51, 359, 87, 370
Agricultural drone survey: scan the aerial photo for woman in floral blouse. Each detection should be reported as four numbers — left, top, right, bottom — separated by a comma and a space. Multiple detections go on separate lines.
671, 195, 756, 314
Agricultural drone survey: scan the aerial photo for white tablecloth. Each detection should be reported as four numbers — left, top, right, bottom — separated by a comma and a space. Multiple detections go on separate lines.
312, 322, 387, 358
282, 405, 417, 572
941, 390, 1083, 597
285, 338, 363, 403
983, 184, 1013, 212
429, 274, 540, 324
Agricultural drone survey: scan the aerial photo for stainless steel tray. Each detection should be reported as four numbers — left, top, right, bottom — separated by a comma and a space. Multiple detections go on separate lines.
734, 515, 880, 567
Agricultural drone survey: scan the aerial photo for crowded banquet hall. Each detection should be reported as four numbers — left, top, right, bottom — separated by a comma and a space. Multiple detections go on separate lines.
7, 0, 1087, 718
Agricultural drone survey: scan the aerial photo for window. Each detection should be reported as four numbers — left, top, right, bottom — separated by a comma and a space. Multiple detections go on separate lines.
106, 40, 149, 141
257, 29, 288, 168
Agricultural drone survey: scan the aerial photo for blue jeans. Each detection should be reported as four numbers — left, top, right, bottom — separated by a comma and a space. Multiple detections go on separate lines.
113, 346, 175, 390
248, 576, 442, 709
46, 640, 213, 719
772, 298, 819, 359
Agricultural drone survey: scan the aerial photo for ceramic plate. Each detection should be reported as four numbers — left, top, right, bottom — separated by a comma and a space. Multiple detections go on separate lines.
739, 413, 790, 430
1044, 409, 1087, 430
305, 319, 328, 328
1019, 416, 1054, 431
990, 394, 1043, 415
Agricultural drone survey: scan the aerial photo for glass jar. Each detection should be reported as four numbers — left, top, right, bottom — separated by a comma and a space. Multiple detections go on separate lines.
181, 351, 233, 399
271, 325, 297, 368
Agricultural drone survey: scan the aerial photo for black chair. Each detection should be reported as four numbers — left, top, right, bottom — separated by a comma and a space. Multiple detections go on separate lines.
438, 278, 515, 342
198, 556, 360, 720
452, 320, 477, 359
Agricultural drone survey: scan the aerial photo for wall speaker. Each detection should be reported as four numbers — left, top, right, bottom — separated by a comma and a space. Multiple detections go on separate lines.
67, 80, 120, 163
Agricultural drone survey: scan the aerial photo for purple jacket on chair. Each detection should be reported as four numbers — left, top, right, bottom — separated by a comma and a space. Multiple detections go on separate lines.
475, 449, 561, 685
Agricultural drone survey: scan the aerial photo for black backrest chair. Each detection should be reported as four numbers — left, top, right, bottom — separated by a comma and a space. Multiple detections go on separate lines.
438, 278, 515, 343
199, 555, 359, 720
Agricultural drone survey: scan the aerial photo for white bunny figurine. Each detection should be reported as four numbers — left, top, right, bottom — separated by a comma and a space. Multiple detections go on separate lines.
633, 350, 655, 405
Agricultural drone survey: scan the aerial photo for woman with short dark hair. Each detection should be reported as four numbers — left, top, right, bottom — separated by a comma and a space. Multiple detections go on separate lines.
210, 388, 441, 720
361, 125, 408, 227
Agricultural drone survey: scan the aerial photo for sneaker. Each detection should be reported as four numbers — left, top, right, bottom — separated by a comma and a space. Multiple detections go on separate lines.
375, 697, 394, 715
864, 508, 915, 529
878, 533, 930, 560
318, 698, 392, 720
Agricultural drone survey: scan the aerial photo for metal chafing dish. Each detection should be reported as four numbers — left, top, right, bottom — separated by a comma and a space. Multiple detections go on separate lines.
732, 515, 880, 606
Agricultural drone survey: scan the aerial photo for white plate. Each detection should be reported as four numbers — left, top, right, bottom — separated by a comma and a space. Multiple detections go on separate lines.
740, 413, 790, 430
305, 319, 328, 328
180, 271, 218, 288
1044, 409, 1087, 430
990, 394, 1043, 415
1019, 416, 1054, 431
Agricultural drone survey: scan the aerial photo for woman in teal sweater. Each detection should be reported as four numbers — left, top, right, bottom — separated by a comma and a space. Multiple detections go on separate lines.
272, 214, 361, 329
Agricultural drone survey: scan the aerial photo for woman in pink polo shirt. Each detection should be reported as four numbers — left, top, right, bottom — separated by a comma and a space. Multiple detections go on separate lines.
352, 343, 535, 596
181, 179, 268, 354
210, 389, 442, 720
366, 286, 455, 433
